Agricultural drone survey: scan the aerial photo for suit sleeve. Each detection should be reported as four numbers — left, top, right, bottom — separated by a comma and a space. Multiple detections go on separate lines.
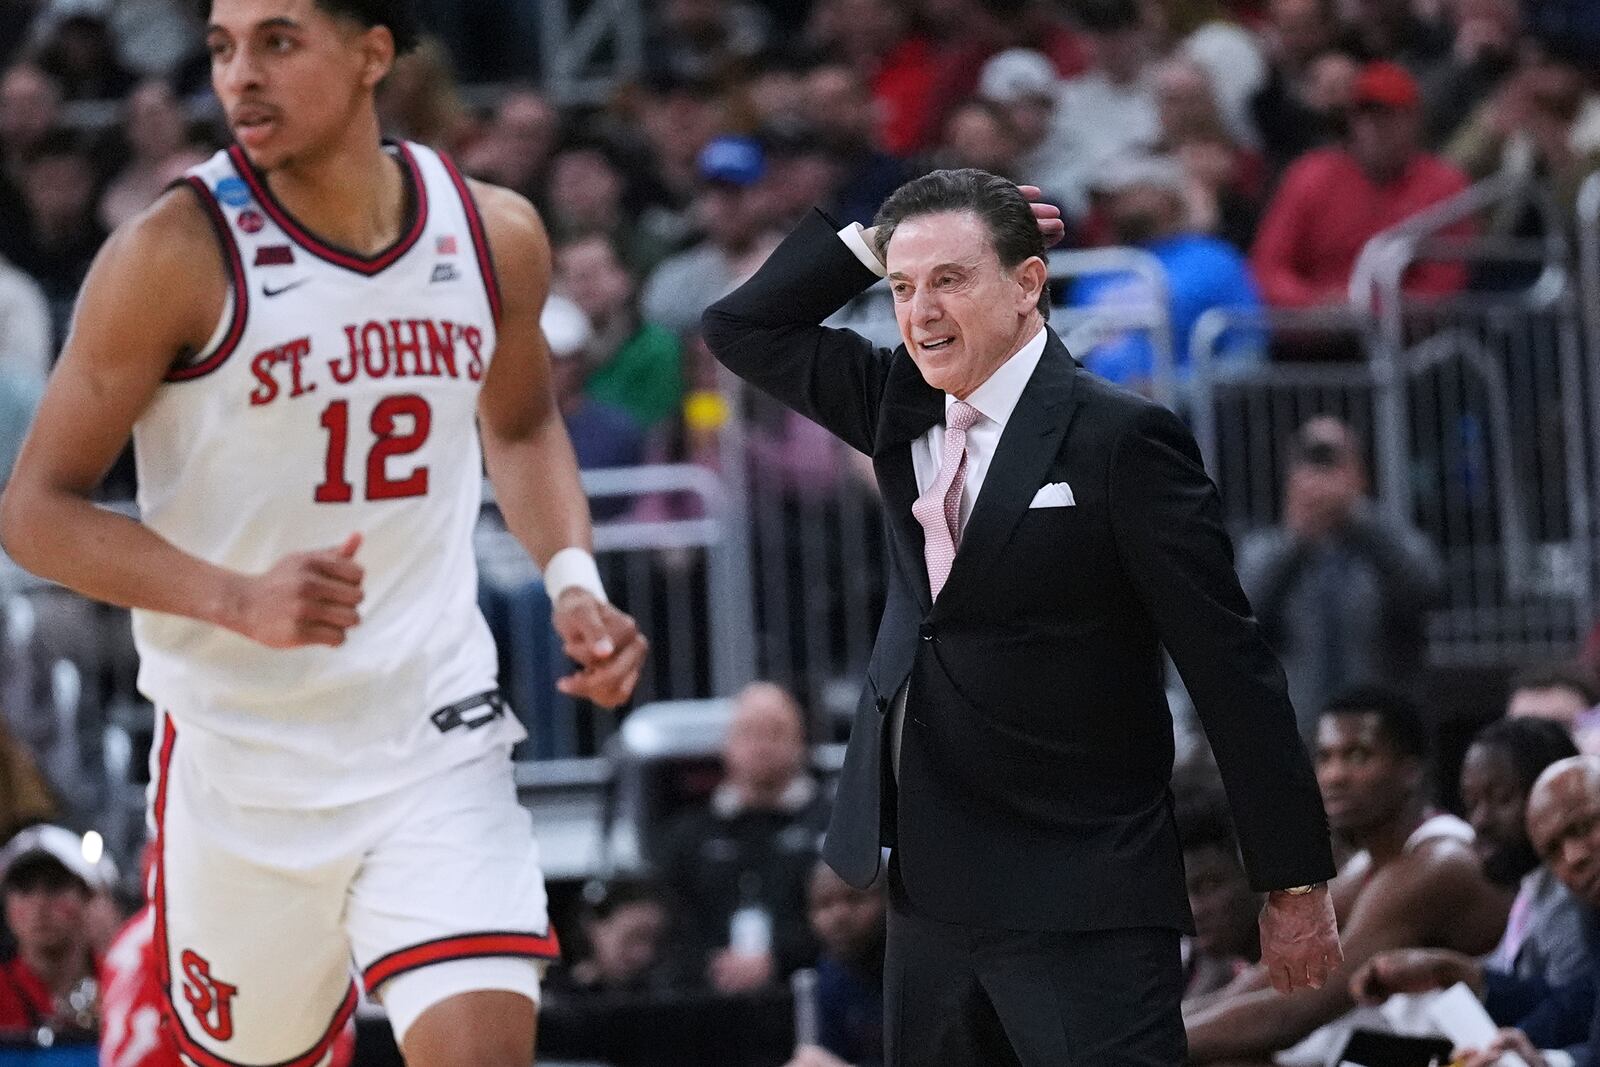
1109, 403, 1336, 891
701, 210, 897, 456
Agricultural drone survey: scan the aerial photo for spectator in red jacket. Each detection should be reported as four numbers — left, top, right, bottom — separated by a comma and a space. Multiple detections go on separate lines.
1250, 60, 1473, 309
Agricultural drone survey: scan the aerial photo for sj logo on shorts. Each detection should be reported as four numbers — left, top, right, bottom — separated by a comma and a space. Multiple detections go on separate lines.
181, 950, 239, 1041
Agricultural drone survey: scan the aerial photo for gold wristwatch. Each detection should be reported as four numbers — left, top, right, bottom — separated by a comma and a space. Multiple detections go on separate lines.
1279, 883, 1321, 895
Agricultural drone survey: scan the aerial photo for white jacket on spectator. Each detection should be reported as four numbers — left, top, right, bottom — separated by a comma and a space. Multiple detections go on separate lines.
0, 255, 52, 385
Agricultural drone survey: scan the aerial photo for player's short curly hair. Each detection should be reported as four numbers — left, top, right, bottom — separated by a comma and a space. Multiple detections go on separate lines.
193, 0, 421, 55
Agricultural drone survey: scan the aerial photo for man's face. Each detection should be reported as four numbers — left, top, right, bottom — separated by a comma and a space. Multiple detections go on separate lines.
1184, 844, 1257, 960
1527, 765, 1600, 909
1270, 0, 1333, 65
24, 153, 95, 232
886, 211, 1044, 399
808, 864, 885, 963
556, 237, 634, 324
941, 107, 1018, 174
723, 685, 806, 797
0, 67, 61, 150
586, 900, 666, 985
127, 79, 189, 162
695, 183, 763, 251
1508, 686, 1591, 733
2, 863, 91, 959
804, 66, 875, 147
1316, 712, 1417, 836
1460, 742, 1539, 886
549, 149, 624, 229
1348, 105, 1419, 182
205, 0, 391, 172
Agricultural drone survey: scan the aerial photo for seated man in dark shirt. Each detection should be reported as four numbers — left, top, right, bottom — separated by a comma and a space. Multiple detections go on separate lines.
657, 681, 829, 995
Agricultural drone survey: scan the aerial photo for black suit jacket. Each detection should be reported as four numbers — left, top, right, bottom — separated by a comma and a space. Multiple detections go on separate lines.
702, 210, 1335, 933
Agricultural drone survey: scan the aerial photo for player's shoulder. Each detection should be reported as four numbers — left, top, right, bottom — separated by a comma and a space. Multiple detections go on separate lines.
465, 178, 548, 256
99, 183, 221, 282
461, 178, 551, 309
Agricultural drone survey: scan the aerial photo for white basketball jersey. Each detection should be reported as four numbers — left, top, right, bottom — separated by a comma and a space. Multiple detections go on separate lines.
132, 141, 523, 808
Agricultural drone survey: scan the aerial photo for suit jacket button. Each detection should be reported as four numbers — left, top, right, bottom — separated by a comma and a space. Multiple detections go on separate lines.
919, 622, 935, 641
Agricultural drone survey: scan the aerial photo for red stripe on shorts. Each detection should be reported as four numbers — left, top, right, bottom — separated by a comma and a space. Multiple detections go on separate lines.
363, 930, 562, 994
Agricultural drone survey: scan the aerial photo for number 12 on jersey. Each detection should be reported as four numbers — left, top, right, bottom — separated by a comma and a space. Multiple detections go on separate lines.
314, 395, 432, 503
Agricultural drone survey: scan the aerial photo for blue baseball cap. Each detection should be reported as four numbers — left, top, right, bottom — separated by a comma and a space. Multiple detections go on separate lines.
698, 136, 766, 187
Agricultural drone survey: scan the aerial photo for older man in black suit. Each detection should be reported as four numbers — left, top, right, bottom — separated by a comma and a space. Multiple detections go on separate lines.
702, 170, 1341, 1065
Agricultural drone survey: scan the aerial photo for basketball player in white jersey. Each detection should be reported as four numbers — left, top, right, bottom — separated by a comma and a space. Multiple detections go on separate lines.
0, 1, 650, 1065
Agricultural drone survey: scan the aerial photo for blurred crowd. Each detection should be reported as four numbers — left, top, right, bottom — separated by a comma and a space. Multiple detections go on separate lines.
3, 0, 1600, 1063
2, 0, 1600, 474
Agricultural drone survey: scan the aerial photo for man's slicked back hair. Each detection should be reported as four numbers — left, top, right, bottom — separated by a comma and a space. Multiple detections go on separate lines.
194, 0, 421, 54
871, 168, 1052, 317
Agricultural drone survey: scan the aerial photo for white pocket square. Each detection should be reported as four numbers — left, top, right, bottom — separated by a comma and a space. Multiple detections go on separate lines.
1029, 481, 1076, 508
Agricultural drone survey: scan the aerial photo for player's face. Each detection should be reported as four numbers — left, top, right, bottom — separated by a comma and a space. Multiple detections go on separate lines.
205, 0, 393, 171
1314, 712, 1418, 836
1460, 742, 1538, 886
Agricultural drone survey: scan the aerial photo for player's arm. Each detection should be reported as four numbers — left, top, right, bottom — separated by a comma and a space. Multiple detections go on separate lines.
1185, 845, 1497, 1061
0, 189, 363, 648
472, 181, 646, 708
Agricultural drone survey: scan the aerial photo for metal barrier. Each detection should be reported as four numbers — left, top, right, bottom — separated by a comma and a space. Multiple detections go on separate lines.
1193, 170, 1595, 664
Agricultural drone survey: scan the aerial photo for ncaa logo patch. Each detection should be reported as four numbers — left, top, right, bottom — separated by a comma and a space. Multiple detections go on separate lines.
214, 177, 251, 208
238, 210, 266, 235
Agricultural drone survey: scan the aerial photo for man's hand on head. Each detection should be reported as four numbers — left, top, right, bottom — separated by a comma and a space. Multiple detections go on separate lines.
1016, 185, 1067, 248
552, 589, 649, 708
1259, 885, 1343, 994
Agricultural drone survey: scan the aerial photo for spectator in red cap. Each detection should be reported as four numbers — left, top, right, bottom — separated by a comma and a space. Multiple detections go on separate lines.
1250, 60, 1472, 310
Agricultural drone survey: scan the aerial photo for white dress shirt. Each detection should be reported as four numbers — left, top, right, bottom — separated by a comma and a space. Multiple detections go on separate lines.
837, 223, 1050, 780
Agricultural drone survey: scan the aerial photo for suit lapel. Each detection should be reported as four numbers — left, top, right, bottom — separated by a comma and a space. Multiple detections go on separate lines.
874, 349, 944, 614
933, 332, 1081, 618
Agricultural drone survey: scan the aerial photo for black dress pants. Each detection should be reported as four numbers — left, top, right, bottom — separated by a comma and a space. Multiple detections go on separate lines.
883, 861, 1187, 1066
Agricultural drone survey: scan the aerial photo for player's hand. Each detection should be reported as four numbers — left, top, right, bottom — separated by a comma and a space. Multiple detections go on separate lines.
230, 533, 364, 648
552, 590, 648, 708
1350, 948, 1481, 1004
1455, 1028, 1547, 1067
784, 1046, 853, 1067
1016, 185, 1067, 248
1259, 884, 1343, 994
708, 949, 774, 995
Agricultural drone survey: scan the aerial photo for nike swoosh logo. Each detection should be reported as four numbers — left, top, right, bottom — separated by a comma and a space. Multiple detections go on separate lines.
262, 278, 309, 298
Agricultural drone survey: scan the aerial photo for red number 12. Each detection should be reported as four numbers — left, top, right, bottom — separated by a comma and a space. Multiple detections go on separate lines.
314, 394, 432, 503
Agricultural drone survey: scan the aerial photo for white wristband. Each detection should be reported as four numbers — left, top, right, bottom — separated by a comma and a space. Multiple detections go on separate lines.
543, 547, 608, 604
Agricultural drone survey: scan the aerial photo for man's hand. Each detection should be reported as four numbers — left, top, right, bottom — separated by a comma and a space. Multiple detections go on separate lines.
1259, 885, 1343, 993
708, 948, 775, 995
783, 1046, 853, 1067
552, 589, 648, 708
1455, 1027, 1547, 1067
1016, 185, 1067, 247
1349, 948, 1482, 1004
228, 533, 364, 648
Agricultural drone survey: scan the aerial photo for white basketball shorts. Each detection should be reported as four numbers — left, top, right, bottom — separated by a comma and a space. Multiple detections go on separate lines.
149, 713, 558, 1066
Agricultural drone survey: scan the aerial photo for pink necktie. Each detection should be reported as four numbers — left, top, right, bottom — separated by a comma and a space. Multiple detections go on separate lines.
913, 400, 982, 600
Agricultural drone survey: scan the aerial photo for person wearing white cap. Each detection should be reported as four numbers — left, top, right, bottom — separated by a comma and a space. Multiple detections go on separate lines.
977, 49, 1078, 213
0, 824, 114, 1040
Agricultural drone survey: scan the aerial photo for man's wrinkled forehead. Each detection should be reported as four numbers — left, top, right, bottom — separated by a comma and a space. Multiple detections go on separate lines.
1529, 766, 1600, 846
884, 211, 998, 278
